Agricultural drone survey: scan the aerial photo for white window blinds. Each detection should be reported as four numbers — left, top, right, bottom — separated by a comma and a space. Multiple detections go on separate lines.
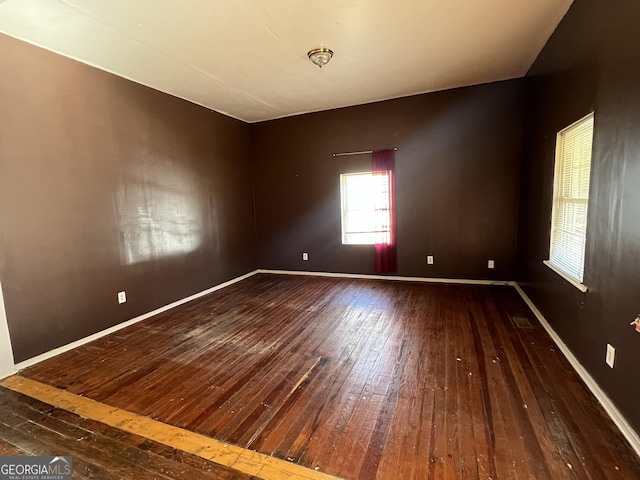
548, 113, 594, 285
340, 172, 391, 245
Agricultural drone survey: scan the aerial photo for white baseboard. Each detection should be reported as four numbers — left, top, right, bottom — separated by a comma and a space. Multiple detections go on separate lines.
0, 367, 16, 381
8, 268, 638, 460
0, 281, 17, 380
7, 269, 505, 376
14, 270, 259, 371
257, 269, 510, 286
513, 282, 640, 458
0, 364, 16, 380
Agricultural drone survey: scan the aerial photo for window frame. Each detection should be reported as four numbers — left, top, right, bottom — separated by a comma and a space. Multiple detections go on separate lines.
339, 171, 392, 245
543, 112, 594, 293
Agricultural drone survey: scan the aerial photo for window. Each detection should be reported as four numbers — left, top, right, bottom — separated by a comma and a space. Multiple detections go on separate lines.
544, 113, 594, 291
340, 171, 391, 245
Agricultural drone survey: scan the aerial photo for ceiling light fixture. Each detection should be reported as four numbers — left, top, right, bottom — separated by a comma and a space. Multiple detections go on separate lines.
308, 47, 333, 68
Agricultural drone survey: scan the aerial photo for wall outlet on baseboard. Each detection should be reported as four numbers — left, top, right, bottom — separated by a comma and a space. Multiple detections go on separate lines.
117, 291, 127, 304
606, 344, 615, 368
426, 255, 434, 265
488, 260, 495, 269
302, 252, 309, 261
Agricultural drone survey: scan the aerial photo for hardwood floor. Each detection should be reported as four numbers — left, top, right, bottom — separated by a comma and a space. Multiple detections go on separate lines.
0, 386, 257, 479
6, 273, 640, 479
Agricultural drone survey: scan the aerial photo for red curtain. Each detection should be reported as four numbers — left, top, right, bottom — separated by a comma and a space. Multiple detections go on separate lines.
373, 149, 397, 273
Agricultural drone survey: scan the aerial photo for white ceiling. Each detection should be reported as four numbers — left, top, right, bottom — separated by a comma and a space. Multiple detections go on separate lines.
0, 0, 573, 123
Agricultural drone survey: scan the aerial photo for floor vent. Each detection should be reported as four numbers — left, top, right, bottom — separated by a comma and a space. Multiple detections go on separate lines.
511, 314, 533, 329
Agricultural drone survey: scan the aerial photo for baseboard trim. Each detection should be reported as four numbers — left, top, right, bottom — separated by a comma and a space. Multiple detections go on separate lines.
10, 269, 506, 374
0, 367, 16, 381
14, 270, 260, 371
0, 281, 17, 380
513, 282, 640, 458
257, 269, 510, 286
9, 269, 638, 459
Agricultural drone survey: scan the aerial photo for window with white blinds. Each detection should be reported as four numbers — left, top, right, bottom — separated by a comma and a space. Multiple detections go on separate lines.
547, 113, 594, 288
340, 172, 391, 245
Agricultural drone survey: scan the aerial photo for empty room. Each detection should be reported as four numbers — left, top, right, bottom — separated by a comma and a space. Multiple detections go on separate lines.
1, 0, 640, 479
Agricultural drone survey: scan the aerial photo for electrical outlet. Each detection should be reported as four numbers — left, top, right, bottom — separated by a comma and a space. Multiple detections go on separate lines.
426, 255, 434, 265
488, 260, 495, 269
302, 252, 309, 261
117, 291, 127, 304
606, 344, 615, 368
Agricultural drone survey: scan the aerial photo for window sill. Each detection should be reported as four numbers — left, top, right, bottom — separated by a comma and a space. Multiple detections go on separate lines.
543, 260, 588, 293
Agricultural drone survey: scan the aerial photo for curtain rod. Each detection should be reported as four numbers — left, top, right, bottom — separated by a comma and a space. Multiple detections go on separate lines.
332, 147, 398, 157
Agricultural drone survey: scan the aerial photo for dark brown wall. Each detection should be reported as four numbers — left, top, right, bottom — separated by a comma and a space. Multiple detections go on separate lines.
517, 0, 640, 431
251, 81, 524, 280
0, 34, 256, 362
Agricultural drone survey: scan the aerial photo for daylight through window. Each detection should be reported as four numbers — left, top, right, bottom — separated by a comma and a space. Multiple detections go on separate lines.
546, 113, 594, 289
340, 172, 391, 245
